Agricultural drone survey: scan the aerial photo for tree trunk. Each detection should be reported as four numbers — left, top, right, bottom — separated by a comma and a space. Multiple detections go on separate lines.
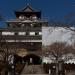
56, 60, 59, 75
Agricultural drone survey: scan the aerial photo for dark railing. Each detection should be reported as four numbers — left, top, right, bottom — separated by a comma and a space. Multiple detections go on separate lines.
0, 35, 42, 40
0, 27, 42, 32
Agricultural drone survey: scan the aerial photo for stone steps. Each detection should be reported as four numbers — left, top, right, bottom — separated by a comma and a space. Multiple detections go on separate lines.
21, 65, 46, 75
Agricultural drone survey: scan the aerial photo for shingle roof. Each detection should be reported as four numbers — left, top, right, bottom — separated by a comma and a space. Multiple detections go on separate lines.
19, 4, 40, 12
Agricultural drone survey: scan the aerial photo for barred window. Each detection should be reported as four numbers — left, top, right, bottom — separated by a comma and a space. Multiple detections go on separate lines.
2, 32, 14, 35
29, 32, 35, 35
18, 32, 26, 35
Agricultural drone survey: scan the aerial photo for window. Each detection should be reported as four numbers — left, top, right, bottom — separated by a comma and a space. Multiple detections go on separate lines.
32, 15, 37, 21
6, 40, 20, 42
22, 24, 25, 27
19, 15, 24, 20
6, 40, 15, 42
18, 32, 26, 35
39, 32, 42, 35
30, 24, 34, 27
2, 32, 14, 35
29, 32, 35, 35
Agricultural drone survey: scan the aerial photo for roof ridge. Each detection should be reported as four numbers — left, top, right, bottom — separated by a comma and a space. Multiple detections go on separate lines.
22, 3, 33, 11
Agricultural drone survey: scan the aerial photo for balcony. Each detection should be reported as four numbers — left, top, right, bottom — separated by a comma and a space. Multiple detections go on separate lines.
0, 35, 42, 40
0, 27, 42, 32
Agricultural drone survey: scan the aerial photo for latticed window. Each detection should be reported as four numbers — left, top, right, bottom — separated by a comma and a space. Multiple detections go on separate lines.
19, 15, 25, 20
29, 32, 35, 35
39, 32, 42, 35
2, 32, 15, 35
18, 32, 26, 35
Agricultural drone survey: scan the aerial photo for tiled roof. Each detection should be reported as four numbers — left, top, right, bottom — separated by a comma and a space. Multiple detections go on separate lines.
19, 4, 40, 12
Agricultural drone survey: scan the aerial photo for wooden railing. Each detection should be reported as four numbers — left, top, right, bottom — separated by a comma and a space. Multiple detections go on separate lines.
0, 27, 42, 32
1, 35, 42, 40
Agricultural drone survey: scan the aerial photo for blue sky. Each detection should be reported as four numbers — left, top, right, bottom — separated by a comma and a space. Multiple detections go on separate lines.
0, 0, 75, 27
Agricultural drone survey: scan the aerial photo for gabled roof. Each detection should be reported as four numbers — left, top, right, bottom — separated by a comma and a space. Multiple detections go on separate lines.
15, 4, 41, 18
22, 4, 34, 12
19, 4, 40, 12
